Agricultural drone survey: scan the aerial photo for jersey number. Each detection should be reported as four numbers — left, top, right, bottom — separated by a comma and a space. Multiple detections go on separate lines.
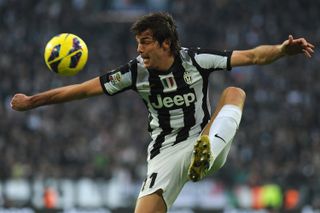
141, 172, 158, 191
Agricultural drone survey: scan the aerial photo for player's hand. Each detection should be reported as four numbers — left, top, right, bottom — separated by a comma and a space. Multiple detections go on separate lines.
281, 35, 315, 58
10, 93, 33, 111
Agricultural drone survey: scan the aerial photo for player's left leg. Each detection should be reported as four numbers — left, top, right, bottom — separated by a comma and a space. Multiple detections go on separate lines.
188, 86, 246, 182
135, 190, 166, 213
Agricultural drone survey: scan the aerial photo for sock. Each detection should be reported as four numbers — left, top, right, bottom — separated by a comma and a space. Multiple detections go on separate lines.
208, 104, 242, 168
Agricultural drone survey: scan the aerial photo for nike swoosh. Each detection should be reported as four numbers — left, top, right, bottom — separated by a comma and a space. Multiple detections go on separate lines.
214, 134, 226, 143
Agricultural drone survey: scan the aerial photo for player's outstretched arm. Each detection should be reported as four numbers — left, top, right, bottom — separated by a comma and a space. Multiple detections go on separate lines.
231, 35, 315, 67
10, 77, 103, 111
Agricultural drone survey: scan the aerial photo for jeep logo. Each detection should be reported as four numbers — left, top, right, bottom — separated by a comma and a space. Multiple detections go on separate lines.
150, 92, 196, 109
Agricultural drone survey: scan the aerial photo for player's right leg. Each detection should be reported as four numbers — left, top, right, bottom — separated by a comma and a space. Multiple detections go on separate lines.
188, 87, 246, 182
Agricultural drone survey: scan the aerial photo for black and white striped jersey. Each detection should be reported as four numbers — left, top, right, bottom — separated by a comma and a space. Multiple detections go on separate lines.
100, 47, 232, 159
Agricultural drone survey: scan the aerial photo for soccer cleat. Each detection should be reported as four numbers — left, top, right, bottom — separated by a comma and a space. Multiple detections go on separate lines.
188, 135, 213, 182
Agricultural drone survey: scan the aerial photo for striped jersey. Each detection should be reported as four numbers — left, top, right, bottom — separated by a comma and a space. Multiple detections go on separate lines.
100, 47, 232, 160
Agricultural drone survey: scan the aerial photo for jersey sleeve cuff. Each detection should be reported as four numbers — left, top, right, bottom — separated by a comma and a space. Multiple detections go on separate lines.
226, 50, 233, 71
99, 75, 112, 96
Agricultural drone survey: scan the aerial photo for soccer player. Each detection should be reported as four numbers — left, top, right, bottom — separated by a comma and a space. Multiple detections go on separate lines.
10, 12, 314, 213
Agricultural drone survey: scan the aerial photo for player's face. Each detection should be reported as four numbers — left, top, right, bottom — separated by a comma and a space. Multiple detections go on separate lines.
135, 29, 171, 70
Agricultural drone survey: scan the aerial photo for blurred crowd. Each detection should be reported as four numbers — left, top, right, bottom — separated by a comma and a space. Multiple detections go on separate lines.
1, 0, 320, 208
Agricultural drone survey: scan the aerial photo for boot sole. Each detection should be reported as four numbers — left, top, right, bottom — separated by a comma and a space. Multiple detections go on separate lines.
188, 135, 212, 182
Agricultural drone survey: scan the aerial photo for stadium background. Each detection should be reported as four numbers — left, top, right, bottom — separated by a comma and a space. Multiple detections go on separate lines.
1, 0, 319, 212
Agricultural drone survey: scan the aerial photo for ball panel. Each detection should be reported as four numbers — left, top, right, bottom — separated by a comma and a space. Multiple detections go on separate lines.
47, 44, 61, 62
49, 60, 61, 73
70, 52, 82, 68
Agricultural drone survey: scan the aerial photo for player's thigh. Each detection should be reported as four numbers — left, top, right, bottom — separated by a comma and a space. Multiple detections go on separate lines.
135, 189, 166, 213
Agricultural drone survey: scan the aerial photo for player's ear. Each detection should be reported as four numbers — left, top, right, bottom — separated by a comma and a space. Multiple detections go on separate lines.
162, 39, 171, 51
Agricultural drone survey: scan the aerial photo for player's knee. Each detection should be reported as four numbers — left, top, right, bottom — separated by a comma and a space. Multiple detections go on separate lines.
224, 87, 246, 100
223, 87, 246, 107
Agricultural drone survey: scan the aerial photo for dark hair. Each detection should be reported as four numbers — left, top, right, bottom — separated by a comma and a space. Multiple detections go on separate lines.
131, 12, 181, 56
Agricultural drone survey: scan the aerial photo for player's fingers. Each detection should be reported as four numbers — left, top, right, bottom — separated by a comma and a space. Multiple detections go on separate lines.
10, 96, 19, 106
305, 47, 314, 57
286, 35, 294, 45
301, 38, 309, 46
10, 94, 26, 109
293, 38, 308, 47
10, 94, 17, 105
10, 99, 17, 109
307, 42, 315, 49
288, 35, 293, 41
302, 49, 312, 58
306, 47, 314, 54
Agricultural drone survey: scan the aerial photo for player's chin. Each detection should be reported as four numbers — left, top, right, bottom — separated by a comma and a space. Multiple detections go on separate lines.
143, 62, 152, 69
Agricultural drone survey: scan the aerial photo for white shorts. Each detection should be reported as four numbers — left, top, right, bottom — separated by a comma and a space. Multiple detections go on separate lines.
138, 132, 235, 209
138, 136, 196, 209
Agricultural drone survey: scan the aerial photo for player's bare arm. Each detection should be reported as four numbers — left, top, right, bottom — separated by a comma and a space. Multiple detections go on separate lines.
10, 77, 103, 111
231, 35, 315, 67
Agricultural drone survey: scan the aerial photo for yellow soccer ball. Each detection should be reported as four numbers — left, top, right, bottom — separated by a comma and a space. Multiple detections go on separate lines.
44, 33, 88, 76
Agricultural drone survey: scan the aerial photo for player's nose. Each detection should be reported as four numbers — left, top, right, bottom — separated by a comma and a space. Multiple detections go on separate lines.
137, 44, 143, 54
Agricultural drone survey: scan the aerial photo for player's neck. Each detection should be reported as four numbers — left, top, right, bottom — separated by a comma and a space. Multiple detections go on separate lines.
157, 55, 175, 72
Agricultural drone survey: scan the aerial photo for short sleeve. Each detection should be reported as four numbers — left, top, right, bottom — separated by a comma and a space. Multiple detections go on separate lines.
188, 48, 233, 72
99, 61, 136, 96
